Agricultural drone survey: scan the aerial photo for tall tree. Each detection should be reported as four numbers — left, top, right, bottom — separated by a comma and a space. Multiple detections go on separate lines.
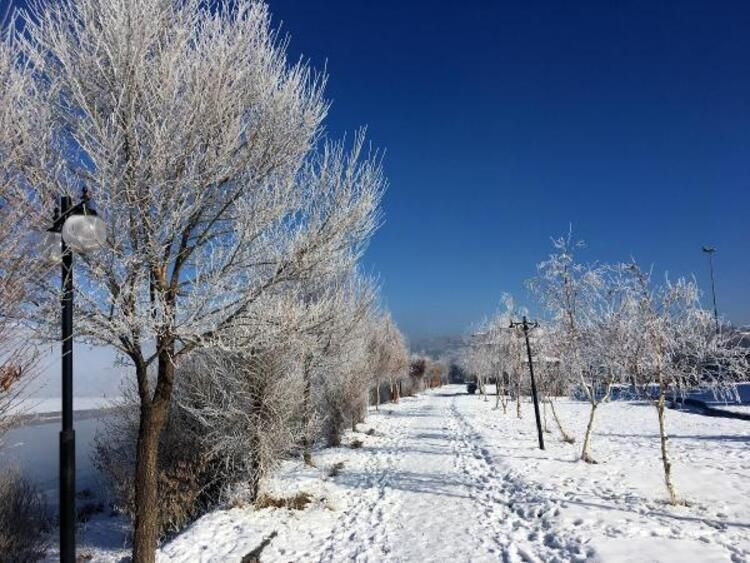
0, 32, 41, 441
14, 1, 384, 559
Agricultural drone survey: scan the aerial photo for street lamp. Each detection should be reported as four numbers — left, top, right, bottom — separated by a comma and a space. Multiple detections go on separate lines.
702, 246, 719, 333
44, 188, 107, 563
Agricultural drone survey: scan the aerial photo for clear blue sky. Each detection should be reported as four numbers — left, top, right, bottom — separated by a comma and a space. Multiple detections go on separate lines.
267, 0, 750, 339
3, 0, 748, 342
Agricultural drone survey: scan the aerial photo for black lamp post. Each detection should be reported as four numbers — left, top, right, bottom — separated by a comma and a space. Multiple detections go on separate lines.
702, 246, 719, 333
44, 188, 107, 563
510, 316, 545, 451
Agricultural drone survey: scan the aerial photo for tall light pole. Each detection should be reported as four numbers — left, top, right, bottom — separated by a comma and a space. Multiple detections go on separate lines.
43, 188, 107, 563
702, 246, 719, 333
510, 316, 545, 451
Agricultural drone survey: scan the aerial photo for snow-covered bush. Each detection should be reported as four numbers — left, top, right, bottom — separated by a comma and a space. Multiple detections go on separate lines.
177, 347, 305, 503
93, 382, 211, 538
408, 357, 427, 395
0, 469, 50, 562
95, 346, 303, 536
318, 328, 372, 445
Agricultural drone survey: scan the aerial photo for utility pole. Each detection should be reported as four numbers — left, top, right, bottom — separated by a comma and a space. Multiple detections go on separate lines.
510, 316, 545, 450
702, 246, 719, 333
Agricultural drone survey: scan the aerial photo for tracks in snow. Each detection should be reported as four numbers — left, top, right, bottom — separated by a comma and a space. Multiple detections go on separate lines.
446, 397, 594, 563
320, 393, 593, 562
319, 405, 411, 562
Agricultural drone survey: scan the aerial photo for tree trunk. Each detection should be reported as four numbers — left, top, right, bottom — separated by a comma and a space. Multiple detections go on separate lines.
249, 378, 268, 501
656, 393, 680, 504
132, 402, 168, 563
302, 356, 313, 466
132, 342, 176, 563
548, 398, 575, 443
542, 401, 551, 433
580, 402, 598, 463
249, 429, 262, 502
328, 407, 343, 447
516, 392, 522, 419
375, 384, 380, 411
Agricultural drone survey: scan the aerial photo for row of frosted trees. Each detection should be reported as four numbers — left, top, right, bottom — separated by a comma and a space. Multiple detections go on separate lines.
0, 0, 421, 560
464, 230, 747, 505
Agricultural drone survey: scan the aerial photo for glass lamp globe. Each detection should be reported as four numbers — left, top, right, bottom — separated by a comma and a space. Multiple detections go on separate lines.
61, 214, 107, 253
40, 231, 63, 264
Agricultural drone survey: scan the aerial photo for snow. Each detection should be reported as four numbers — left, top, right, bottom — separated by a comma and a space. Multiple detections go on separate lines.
62, 385, 750, 562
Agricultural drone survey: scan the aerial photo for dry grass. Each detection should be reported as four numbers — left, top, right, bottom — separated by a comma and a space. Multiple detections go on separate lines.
255, 492, 313, 511
328, 461, 345, 477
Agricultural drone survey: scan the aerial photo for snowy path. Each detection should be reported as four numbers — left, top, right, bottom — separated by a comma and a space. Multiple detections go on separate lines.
78, 385, 750, 562
303, 389, 591, 562
157, 388, 593, 562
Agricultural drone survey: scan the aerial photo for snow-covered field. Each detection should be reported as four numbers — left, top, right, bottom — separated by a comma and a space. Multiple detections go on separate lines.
68, 385, 750, 562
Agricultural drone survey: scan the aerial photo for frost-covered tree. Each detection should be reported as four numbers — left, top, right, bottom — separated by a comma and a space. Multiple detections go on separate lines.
307, 277, 381, 448
296, 273, 376, 462
480, 294, 525, 414
408, 356, 427, 396
623, 265, 747, 504
367, 313, 408, 405
0, 33, 41, 441
529, 230, 608, 462
462, 330, 491, 397
317, 315, 373, 446
12, 1, 384, 559
573, 262, 639, 461
462, 293, 528, 418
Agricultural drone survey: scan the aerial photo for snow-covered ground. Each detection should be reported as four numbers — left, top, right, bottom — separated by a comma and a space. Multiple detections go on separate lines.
67, 385, 750, 562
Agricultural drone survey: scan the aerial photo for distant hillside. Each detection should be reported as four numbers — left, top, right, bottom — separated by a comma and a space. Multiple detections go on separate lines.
408, 334, 466, 360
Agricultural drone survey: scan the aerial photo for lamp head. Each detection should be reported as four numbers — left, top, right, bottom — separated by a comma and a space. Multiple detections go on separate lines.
41, 230, 63, 264
60, 188, 108, 253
